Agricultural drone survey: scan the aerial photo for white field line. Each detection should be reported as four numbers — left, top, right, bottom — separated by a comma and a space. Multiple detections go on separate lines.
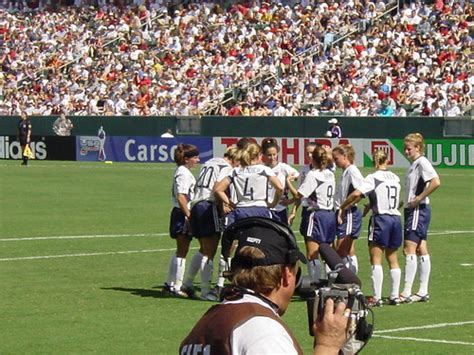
1, 230, 473, 243
0, 163, 175, 171
374, 320, 474, 334
0, 230, 472, 262
0, 233, 167, 242
373, 321, 474, 346
0, 247, 191, 262
373, 335, 474, 346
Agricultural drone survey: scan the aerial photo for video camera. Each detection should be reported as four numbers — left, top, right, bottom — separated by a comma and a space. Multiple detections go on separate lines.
297, 244, 374, 354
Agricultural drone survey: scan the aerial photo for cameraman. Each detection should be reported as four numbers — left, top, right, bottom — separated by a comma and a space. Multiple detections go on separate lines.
179, 217, 351, 355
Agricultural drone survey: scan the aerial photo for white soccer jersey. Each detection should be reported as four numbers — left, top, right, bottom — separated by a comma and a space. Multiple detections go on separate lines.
172, 165, 196, 208
404, 156, 439, 207
193, 157, 230, 204
298, 169, 335, 211
298, 164, 312, 208
268, 162, 300, 211
228, 164, 276, 207
334, 164, 364, 209
359, 170, 401, 216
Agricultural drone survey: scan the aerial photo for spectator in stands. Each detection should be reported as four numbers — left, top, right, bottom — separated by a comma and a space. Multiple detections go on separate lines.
0, 1, 471, 118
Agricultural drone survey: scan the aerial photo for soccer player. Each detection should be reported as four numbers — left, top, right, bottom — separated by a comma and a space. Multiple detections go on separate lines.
183, 146, 239, 301
213, 142, 283, 226
290, 146, 336, 284
164, 144, 200, 297
261, 138, 299, 225
333, 144, 364, 274
400, 133, 441, 303
288, 142, 317, 226
338, 149, 403, 306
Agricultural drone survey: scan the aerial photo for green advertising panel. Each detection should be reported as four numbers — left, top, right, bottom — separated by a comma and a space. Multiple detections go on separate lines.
363, 139, 474, 169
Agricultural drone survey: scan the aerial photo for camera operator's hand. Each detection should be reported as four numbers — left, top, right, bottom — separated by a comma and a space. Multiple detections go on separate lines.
313, 298, 350, 355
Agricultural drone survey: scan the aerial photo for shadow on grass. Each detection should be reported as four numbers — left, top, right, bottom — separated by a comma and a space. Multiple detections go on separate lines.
101, 286, 204, 301
101, 286, 174, 299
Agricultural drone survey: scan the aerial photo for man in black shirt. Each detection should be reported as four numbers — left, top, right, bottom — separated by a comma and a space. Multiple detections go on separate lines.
18, 111, 32, 166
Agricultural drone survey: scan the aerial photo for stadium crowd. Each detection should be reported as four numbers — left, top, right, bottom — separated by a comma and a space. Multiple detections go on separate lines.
0, 0, 472, 117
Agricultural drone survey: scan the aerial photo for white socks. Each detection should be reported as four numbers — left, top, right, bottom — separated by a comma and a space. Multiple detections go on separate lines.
183, 251, 203, 288
166, 254, 177, 287
308, 259, 322, 283
371, 265, 383, 300
402, 254, 417, 297
418, 255, 431, 296
371, 266, 401, 300
217, 255, 229, 288
200, 257, 214, 295
390, 268, 401, 300
174, 257, 186, 290
351, 255, 359, 275
403, 254, 430, 297
343, 255, 359, 275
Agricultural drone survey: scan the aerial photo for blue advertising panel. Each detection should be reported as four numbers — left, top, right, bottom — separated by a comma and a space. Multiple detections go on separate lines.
76, 129, 213, 163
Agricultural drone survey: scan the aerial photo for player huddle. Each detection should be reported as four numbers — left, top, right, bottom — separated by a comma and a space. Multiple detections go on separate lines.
164, 133, 440, 306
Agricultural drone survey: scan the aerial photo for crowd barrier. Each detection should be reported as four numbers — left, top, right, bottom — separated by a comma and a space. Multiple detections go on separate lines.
1, 133, 472, 168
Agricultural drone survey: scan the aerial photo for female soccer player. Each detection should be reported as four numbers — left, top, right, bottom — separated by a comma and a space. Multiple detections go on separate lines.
213, 142, 283, 226
289, 142, 335, 226
333, 144, 364, 274
261, 138, 299, 224
164, 144, 200, 297
182, 146, 239, 301
400, 133, 441, 303
288, 142, 318, 226
339, 149, 403, 306
291, 146, 336, 284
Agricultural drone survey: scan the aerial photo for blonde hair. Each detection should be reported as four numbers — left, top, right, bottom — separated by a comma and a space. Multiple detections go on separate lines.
372, 149, 388, 167
333, 144, 356, 163
404, 132, 425, 155
238, 142, 261, 166
231, 246, 284, 294
312, 146, 328, 170
224, 145, 239, 161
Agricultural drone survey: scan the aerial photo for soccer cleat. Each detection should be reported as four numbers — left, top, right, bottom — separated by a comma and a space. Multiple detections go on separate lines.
181, 285, 197, 299
399, 294, 413, 303
388, 297, 401, 306
411, 293, 430, 302
200, 291, 219, 302
163, 283, 173, 293
367, 296, 383, 307
170, 288, 188, 298
214, 286, 224, 300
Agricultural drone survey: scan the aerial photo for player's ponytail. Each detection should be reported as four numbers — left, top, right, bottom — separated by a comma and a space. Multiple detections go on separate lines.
261, 137, 280, 154
239, 142, 261, 167
372, 149, 388, 167
224, 145, 239, 162
312, 146, 328, 170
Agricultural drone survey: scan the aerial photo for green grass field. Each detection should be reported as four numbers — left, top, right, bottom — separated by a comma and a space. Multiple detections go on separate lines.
1, 160, 473, 354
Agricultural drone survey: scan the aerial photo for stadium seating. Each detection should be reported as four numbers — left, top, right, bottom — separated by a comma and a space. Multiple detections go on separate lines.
0, 0, 471, 117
